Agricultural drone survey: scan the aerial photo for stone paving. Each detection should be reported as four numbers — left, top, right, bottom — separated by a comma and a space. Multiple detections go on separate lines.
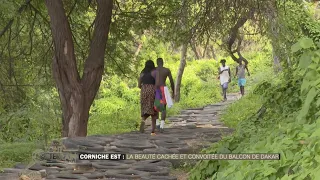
0, 94, 239, 180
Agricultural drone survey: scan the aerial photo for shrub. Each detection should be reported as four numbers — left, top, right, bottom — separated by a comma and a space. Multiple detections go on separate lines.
189, 38, 320, 180
0, 142, 38, 170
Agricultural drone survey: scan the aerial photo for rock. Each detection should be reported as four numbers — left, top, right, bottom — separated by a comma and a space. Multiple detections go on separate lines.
110, 140, 155, 150
186, 124, 197, 129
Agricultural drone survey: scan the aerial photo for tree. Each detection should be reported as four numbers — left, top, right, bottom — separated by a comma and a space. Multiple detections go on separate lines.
45, 0, 113, 137
174, 0, 189, 102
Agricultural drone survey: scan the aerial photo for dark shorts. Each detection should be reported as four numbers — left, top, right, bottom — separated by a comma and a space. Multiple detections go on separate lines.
221, 82, 228, 89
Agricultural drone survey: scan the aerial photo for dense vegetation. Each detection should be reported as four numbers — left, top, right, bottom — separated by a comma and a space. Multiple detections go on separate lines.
189, 2, 320, 179
0, 40, 269, 168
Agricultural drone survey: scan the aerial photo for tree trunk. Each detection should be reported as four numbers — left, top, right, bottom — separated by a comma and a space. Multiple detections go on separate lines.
268, 3, 282, 73
227, 11, 252, 64
174, 0, 188, 102
190, 40, 200, 59
209, 45, 217, 60
202, 37, 210, 58
133, 41, 143, 74
196, 46, 202, 58
314, 1, 319, 19
272, 46, 281, 72
174, 44, 187, 102
45, 0, 113, 137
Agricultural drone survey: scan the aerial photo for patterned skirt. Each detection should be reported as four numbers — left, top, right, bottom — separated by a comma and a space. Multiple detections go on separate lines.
140, 84, 156, 117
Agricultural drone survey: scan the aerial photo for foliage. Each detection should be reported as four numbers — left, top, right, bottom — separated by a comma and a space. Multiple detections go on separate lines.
0, 89, 60, 143
267, 0, 320, 70
189, 37, 320, 180
0, 142, 37, 169
220, 94, 263, 128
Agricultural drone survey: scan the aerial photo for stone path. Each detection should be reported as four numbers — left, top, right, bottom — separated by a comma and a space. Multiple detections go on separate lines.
0, 94, 239, 180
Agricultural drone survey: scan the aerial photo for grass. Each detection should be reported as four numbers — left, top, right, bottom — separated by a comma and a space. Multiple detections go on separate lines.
0, 142, 38, 169
220, 93, 263, 128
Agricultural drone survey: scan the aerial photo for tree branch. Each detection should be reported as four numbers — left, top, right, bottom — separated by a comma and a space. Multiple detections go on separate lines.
226, 11, 254, 64
45, 0, 81, 89
67, 0, 78, 17
28, 11, 37, 56
0, 0, 32, 37
106, 53, 129, 78
29, 3, 50, 25
82, 0, 113, 88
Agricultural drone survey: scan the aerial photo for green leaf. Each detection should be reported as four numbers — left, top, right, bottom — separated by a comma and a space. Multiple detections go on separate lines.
299, 52, 313, 69
315, 42, 320, 49
314, 50, 320, 59
233, 171, 245, 179
291, 42, 302, 53
280, 174, 294, 180
317, 98, 320, 107
312, 78, 320, 87
299, 37, 314, 49
299, 87, 318, 119
286, 150, 294, 160
301, 79, 310, 94
305, 70, 318, 82
298, 132, 308, 138
315, 155, 320, 163
311, 129, 320, 138
263, 166, 277, 176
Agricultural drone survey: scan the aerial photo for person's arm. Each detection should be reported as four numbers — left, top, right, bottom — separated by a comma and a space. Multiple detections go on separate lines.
235, 66, 238, 78
245, 65, 250, 76
138, 73, 143, 89
228, 68, 231, 82
168, 70, 175, 96
218, 67, 226, 75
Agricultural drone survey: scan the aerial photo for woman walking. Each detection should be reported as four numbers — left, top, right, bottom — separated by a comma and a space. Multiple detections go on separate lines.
138, 60, 158, 135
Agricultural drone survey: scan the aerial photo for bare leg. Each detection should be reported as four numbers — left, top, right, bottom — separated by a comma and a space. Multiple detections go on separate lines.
156, 113, 160, 130
221, 86, 224, 100
160, 106, 166, 133
239, 86, 244, 96
139, 115, 149, 133
151, 114, 157, 134
161, 109, 166, 121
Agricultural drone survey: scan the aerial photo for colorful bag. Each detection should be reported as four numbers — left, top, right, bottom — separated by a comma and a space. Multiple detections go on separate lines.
154, 88, 165, 112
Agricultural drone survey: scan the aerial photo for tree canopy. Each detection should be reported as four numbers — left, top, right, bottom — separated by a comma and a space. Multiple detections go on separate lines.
0, 0, 318, 137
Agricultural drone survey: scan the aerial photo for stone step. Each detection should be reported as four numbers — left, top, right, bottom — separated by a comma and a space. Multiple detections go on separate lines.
185, 107, 204, 110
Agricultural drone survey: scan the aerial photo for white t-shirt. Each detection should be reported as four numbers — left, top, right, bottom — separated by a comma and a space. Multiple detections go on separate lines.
220, 66, 230, 85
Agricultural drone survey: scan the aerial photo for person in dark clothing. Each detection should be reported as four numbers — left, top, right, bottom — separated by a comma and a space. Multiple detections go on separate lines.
138, 60, 158, 135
